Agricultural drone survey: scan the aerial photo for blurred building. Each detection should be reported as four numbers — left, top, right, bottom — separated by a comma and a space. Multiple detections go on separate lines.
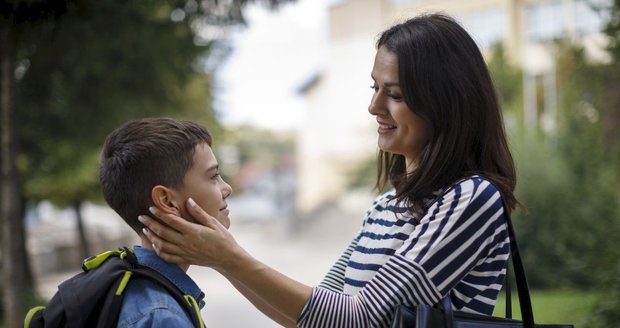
296, 0, 611, 212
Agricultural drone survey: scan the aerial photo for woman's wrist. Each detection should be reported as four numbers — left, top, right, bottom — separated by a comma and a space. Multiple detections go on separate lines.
218, 242, 257, 275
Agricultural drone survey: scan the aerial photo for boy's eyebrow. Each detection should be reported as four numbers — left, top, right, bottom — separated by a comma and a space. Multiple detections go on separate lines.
206, 164, 219, 173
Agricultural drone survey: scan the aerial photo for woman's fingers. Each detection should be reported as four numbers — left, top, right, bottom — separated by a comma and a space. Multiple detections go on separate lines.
186, 197, 222, 229
150, 238, 186, 264
146, 206, 197, 234
142, 227, 185, 257
138, 214, 181, 244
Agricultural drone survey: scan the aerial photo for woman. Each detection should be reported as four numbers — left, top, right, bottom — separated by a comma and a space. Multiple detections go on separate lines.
139, 13, 518, 327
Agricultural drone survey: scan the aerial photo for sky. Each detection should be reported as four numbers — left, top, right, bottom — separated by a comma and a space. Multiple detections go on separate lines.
213, 0, 329, 132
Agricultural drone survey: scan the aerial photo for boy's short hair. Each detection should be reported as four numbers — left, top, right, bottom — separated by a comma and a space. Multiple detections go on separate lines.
99, 117, 212, 234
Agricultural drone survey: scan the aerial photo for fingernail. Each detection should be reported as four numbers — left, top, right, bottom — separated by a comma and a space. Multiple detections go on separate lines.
142, 228, 149, 235
188, 198, 197, 208
149, 206, 157, 215
138, 215, 146, 223
152, 243, 157, 250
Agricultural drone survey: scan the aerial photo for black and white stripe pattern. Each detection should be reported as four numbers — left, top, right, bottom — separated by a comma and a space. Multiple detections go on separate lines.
298, 176, 509, 327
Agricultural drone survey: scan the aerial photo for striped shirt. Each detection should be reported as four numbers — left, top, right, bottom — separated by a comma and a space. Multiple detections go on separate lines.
297, 176, 510, 327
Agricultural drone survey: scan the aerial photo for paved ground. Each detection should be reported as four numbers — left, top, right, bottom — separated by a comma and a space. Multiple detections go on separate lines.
36, 198, 370, 327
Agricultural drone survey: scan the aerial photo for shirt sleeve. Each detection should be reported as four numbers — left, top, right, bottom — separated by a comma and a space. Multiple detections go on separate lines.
297, 177, 508, 328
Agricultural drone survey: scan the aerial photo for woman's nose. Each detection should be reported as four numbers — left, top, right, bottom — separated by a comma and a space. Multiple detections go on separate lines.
368, 93, 383, 115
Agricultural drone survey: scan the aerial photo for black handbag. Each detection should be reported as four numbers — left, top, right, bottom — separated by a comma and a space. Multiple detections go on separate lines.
390, 209, 574, 328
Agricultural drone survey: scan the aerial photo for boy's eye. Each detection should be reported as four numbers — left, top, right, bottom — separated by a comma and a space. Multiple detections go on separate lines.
211, 173, 220, 180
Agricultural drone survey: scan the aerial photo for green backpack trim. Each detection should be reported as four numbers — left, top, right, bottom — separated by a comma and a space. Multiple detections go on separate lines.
24, 306, 46, 327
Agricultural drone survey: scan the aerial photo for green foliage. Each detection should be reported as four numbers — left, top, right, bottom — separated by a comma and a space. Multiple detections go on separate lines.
493, 289, 599, 326
13, 1, 219, 206
2, 0, 296, 323
487, 2, 620, 322
485, 38, 620, 292
586, 261, 620, 327
487, 44, 523, 118
511, 128, 620, 289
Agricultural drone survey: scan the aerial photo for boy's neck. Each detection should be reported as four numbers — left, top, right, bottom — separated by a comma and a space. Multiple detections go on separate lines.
139, 235, 190, 272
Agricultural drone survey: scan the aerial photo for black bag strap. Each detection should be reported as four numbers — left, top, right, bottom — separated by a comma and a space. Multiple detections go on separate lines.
439, 206, 535, 328
504, 209, 535, 327
505, 261, 512, 318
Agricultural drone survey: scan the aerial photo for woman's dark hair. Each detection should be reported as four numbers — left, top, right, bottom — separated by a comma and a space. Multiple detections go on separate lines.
99, 117, 212, 234
375, 13, 518, 215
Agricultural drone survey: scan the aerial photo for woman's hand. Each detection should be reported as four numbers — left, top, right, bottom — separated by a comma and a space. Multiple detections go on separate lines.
138, 198, 240, 269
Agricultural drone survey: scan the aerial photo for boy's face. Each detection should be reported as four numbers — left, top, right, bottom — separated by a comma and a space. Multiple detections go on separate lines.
171, 142, 232, 228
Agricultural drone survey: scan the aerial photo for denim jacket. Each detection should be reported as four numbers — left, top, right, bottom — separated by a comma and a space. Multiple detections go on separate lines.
117, 246, 205, 327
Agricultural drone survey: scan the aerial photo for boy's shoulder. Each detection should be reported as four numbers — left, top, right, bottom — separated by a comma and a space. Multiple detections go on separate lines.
118, 277, 196, 326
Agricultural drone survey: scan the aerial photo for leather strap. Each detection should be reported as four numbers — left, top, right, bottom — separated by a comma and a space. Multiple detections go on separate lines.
440, 295, 455, 328
438, 205, 535, 328
504, 209, 535, 327
505, 261, 512, 318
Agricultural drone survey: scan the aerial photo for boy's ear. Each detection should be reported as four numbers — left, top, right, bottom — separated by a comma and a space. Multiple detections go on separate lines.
151, 185, 182, 215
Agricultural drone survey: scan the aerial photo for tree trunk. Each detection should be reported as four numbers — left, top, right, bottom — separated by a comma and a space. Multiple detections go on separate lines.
74, 200, 91, 259
1, 26, 34, 327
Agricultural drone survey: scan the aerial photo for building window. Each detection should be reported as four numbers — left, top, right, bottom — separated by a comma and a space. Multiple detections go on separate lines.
526, 1, 564, 42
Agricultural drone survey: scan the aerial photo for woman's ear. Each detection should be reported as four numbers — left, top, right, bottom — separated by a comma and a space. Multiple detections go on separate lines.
151, 185, 182, 215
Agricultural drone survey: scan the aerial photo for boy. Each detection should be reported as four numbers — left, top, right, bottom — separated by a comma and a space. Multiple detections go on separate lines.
99, 117, 232, 326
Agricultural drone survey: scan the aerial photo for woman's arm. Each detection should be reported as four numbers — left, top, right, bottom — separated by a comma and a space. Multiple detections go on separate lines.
139, 200, 312, 324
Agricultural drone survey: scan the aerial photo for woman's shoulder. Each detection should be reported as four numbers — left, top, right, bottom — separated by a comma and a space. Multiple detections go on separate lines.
361, 189, 398, 219
371, 188, 397, 205
435, 175, 502, 205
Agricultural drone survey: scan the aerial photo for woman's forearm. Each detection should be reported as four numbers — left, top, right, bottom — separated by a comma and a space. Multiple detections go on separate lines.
223, 247, 313, 324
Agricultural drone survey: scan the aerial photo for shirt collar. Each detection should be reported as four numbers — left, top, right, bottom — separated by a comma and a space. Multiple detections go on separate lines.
133, 246, 205, 308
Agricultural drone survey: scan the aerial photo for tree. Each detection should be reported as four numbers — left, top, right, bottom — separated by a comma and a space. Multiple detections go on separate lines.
1, 0, 294, 325
1, 2, 73, 325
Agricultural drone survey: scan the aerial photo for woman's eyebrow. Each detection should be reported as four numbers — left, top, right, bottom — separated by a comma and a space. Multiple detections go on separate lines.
370, 74, 399, 87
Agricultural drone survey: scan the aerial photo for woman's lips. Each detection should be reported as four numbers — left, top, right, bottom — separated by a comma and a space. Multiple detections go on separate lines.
378, 123, 396, 134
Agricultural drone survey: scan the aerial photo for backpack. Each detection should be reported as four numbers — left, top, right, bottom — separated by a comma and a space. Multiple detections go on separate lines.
24, 247, 205, 328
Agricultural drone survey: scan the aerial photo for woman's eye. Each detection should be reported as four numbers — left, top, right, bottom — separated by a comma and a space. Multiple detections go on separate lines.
370, 84, 378, 92
387, 93, 402, 100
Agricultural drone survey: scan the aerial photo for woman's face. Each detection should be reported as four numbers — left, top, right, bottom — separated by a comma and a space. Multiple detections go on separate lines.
368, 46, 430, 171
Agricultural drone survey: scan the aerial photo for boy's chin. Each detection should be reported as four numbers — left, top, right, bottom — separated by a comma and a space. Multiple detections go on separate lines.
219, 216, 231, 229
